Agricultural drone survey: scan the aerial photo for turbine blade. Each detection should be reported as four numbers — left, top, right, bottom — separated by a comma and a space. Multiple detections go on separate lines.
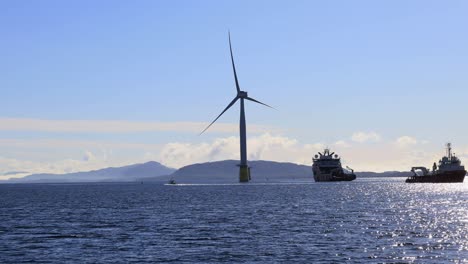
245, 96, 275, 109
200, 97, 239, 135
229, 32, 241, 93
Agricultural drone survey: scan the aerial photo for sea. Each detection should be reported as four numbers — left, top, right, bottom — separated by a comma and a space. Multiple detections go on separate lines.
0, 178, 467, 263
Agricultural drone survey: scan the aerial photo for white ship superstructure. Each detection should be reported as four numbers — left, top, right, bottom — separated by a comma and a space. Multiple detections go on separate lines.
406, 143, 466, 183
312, 148, 356, 182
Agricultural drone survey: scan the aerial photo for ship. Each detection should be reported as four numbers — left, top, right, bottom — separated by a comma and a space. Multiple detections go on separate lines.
406, 143, 466, 183
312, 148, 356, 182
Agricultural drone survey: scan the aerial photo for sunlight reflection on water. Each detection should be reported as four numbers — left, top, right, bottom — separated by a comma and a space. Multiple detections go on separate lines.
0, 179, 467, 263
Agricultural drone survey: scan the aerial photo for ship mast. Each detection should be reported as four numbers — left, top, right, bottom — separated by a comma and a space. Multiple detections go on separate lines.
446, 143, 452, 160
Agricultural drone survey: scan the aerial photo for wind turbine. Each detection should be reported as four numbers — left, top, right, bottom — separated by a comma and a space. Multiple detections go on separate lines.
200, 33, 273, 183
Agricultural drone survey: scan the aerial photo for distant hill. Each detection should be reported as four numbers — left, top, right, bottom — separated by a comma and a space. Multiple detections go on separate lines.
159, 160, 412, 183
5, 161, 176, 183
159, 160, 313, 183
2, 160, 412, 184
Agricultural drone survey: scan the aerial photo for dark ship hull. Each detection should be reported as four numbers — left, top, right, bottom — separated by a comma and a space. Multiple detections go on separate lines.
314, 173, 356, 182
406, 170, 466, 183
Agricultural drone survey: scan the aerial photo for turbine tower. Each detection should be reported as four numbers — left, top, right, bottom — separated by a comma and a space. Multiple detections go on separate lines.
201, 33, 272, 183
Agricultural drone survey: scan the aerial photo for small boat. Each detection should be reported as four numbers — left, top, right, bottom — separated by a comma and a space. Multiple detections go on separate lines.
168, 179, 176, 185
406, 143, 466, 183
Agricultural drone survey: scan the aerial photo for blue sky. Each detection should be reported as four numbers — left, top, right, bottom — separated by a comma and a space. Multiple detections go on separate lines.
1, 1, 468, 178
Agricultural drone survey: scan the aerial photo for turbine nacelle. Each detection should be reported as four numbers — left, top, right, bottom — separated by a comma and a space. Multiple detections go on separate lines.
237, 91, 248, 98
199, 32, 274, 137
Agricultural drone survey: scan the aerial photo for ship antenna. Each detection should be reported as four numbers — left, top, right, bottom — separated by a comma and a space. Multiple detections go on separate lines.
447, 143, 452, 159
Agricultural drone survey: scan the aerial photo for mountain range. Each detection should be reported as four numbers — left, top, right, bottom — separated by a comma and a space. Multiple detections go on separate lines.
5, 161, 175, 183
2, 160, 412, 184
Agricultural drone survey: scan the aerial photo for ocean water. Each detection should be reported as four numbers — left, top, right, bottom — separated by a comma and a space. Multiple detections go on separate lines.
0, 178, 467, 263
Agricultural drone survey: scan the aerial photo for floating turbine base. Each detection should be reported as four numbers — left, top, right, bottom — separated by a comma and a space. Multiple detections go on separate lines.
239, 165, 250, 183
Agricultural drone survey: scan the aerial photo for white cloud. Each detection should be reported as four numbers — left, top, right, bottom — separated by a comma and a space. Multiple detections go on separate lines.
351, 131, 381, 143
157, 137, 238, 168
157, 133, 310, 168
0, 133, 462, 180
0, 118, 273, 134
395, 136, 418, 148
0, 138, 161, 151
155, 134, 448, 173
304, 143, 325, 150
0, 134, 316, 179
0, 152, 113, 180
334, 140, 351, 148
248, 133, 298, 160
83, 151, 96, 162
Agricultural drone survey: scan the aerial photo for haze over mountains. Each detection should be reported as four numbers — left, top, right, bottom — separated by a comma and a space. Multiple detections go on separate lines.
5, 161, 176, 183
2, 160, 412, 183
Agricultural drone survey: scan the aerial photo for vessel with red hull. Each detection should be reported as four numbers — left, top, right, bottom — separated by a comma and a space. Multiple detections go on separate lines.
406, 143, 466, 183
